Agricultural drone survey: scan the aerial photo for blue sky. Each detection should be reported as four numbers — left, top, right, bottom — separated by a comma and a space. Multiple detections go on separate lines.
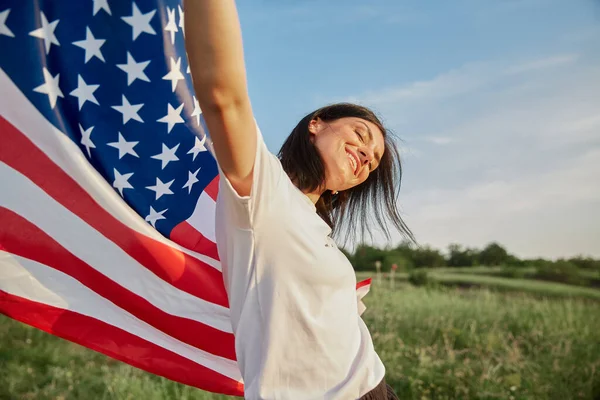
235, 0, 600, 259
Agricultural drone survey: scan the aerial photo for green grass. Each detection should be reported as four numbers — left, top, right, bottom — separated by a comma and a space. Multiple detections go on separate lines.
429, 272, 600, 300
2, 281, 600, 399
365, 283, 600, 399
358, 269, 600, 301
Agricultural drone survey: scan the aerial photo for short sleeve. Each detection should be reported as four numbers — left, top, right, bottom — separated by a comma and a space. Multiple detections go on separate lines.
216, 123, 286, 229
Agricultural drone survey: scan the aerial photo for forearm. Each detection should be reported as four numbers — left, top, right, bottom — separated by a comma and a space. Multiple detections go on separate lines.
184, 0, 249, 108
183, 0, 256, 196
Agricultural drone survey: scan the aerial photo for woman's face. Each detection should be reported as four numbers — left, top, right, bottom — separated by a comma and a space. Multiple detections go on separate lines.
309, 116, 385, 192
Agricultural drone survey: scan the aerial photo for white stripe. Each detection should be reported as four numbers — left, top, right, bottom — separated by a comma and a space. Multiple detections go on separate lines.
0, 251, 242, 382
356, 284, 370, 300
0, 163, 232, 333
186, 190, 216, 242
0, 68, 221, 267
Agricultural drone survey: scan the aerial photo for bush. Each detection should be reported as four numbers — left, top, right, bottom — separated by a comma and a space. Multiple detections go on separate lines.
534, 260, 588, 286
408, 270, 430, 287
500, 266, 527, 279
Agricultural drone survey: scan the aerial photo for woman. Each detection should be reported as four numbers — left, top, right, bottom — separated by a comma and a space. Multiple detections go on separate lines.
185, 2, 410, 399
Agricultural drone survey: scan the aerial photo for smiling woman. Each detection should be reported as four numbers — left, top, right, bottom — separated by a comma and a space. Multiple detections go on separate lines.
185, 1, 410, 399
279, 103, 412, 243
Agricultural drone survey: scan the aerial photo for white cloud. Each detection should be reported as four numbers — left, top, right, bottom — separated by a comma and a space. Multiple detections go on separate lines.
353, 53, 600, 258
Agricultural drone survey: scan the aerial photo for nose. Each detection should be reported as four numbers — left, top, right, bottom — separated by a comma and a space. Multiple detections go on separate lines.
358, 147, 374, 166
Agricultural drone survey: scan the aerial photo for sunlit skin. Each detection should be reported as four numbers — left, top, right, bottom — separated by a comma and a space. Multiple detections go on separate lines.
304, 117, 385, 203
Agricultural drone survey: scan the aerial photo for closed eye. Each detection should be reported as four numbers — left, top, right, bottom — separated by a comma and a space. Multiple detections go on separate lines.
355, 129, 365, 142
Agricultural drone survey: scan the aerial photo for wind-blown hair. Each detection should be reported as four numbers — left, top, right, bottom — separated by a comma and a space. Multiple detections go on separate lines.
278, 103, 414, 245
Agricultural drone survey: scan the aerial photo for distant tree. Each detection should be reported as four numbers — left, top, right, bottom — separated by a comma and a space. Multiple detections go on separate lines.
478, 242, 510, 266
383, 251, 413, 272
351, 244, 386, 271
568, 256, 600, 271
412, 246, 446, 268
447, 244, 477, 267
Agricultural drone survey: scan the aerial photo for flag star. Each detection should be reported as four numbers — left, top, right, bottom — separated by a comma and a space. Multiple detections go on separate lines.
187, 135, 207, 161
178, 5, 185, 37
121, 2, 156, 41
145, 206, 167, 228
146, 177, 174, 200
33, 67, 63, 109
93, 0, 112, 16
73, 27, 105, 63
162, 57, 184, 92
157, 102, 184, 133
70, 75, 100, 110
117, 52, 150, 86
191, 95, 202, 126
164, 6, 178, 45
0, 9, 14, 38
182, 168, 201, 194
107, 132, 139, 159
151, 143, 180, 169
29, 11, 60, 54
186, 64, 190, 74
79, 124, 96, 157
112, 168, 134, 197
112, 95, 144, 124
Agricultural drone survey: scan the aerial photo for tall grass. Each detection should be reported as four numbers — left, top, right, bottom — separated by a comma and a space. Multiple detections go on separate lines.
365, 284, 600, 399
2, 283, 599, 399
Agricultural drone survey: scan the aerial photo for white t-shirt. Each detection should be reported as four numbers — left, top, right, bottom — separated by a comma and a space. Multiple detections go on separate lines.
215, 127, 385, 399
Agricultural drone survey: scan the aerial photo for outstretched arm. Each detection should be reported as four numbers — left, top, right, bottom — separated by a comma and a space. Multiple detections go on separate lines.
184, 0, 257, 196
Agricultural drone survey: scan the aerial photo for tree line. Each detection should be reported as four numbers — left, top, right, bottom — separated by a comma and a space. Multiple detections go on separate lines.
343, 242, 600, 286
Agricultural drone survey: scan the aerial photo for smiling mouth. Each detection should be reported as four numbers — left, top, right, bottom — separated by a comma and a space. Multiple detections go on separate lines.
346, 150, 359, 175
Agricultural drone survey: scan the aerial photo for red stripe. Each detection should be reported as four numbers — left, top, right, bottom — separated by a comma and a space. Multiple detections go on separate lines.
170, 221, 220, 260
0, 291, 244, 396
204, 175, 219, 201
0, 116, 228, 308
0, 208, 236, 360
356, 278, 372, 289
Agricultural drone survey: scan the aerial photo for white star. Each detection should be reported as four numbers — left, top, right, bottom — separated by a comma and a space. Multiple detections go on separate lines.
116, 52, 150, 86
187, 135, 207, 161
164, 6, 178, 45
113, 168, 134, 197
29, 11, 60, 54
112, 95, 143, 124
162, 57, 184, 92
178, 5, 185, 37
146, 177, 174, 200
33, 67, 63, 109
191, 95, 202, 126
121, 2, 156, 41
151, 143, 180, 169
70, 75, 99, 110
79, 124, 96, 157
107, 132, 139, 159
186, 64, 190, 74
182, 168, 200, 194
0, 9, 14, 38
73, 27, 105, 63
145, 206, 167, 228
93, 0, 112, 16
157, 102, 184, 133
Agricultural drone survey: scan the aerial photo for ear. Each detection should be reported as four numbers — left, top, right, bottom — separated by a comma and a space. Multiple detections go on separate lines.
308, 117, 323, 135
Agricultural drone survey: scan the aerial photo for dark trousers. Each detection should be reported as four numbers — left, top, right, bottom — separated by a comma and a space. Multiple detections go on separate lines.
359, 378, 399, 400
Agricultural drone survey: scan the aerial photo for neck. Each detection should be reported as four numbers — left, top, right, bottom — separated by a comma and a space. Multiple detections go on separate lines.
303, 190, 323, 204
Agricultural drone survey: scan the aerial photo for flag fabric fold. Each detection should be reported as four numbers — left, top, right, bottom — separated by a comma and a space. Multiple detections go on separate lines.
0, 0, 371, 396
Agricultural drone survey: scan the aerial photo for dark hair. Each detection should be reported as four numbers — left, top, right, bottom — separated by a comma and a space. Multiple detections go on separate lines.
278, 103, 414, 245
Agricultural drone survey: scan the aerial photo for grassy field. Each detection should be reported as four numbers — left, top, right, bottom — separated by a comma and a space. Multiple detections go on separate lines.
358, 268, 600, 301
2, 278, 600, 399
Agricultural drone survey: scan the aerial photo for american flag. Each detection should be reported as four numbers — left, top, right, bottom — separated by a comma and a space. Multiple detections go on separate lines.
0, 0, 372, 396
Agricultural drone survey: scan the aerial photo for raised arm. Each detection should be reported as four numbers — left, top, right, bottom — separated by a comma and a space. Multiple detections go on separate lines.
184, 0, 257, 196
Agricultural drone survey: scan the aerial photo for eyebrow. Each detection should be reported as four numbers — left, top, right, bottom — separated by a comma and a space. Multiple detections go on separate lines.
358, 121, 382, 165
